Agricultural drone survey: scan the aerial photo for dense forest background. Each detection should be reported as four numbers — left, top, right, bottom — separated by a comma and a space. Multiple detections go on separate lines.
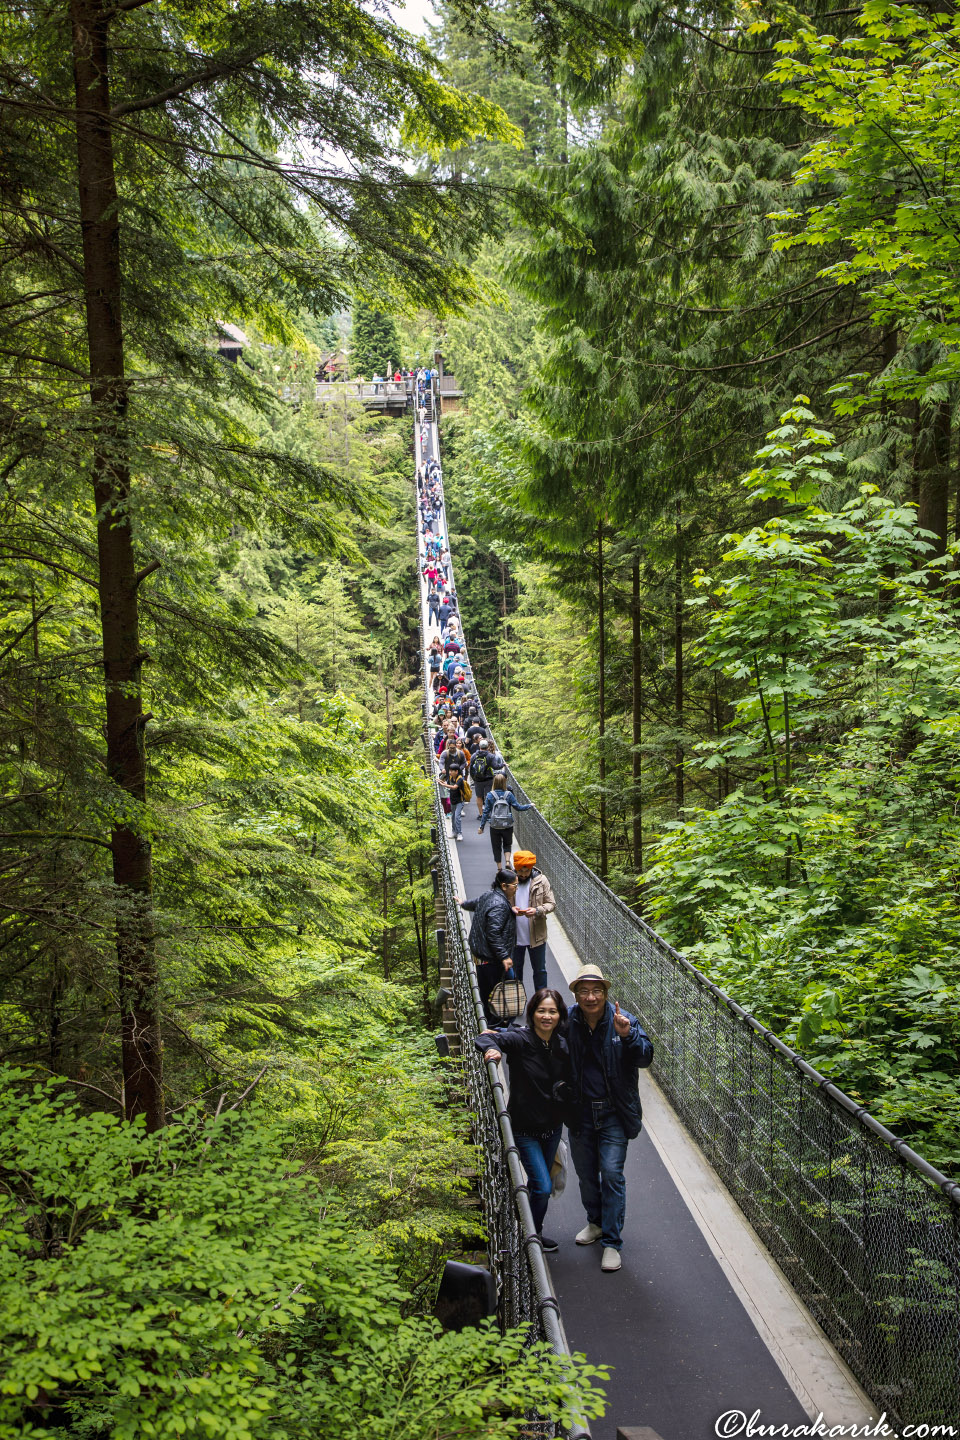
414, 0, 960, 1171
0, 0, 611, 1434
4, 0, 960, 1432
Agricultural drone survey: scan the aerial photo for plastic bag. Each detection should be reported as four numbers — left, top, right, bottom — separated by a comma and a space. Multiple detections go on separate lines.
550, 1139, 569, 1197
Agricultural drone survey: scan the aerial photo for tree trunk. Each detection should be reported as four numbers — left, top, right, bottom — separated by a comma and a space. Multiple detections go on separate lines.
916, 400, 952, 559
597, 522, 608, 880
631, 558, 643, 888
674, 501, 684, 814
72, 0, 162, 1129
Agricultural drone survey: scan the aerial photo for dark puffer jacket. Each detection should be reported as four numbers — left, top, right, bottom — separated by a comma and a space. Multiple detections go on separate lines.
461, 888, 516, 962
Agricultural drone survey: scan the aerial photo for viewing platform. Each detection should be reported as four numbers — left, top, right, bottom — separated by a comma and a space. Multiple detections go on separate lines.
315, 379, 413, 415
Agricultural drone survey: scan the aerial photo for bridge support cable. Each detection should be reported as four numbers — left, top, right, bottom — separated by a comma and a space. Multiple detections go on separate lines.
417, 388, 960, 1431
415, 395, 592, 1440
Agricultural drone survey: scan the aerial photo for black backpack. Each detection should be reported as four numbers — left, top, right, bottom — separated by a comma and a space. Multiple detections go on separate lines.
471, 752, 492, 782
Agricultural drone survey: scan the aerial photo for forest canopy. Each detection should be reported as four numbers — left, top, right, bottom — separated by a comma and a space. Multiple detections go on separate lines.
425, 0, 960, 1170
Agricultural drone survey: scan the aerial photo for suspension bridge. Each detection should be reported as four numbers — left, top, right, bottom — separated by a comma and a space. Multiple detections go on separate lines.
414, 385, 960, 1440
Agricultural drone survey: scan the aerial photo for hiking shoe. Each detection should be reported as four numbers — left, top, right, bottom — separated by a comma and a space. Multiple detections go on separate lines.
601, 1247, 622, 1272
575, 1223, 602, 1246
539, 1235, 559, 1254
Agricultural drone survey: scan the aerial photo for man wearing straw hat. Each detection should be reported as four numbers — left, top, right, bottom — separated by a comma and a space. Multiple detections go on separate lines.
566, 964, 653, 1272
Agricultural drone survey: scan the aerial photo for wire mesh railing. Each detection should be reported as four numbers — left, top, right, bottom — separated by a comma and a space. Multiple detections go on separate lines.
417, 405, 591, 1439
503, 752, 960, 1428
421, 390, 960, 1430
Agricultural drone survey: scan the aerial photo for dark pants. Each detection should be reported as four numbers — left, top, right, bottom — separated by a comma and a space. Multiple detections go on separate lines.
513, 942, 548, 994
489, 826, 512, 864
514, 1128, 563, 1234
428, 603, 440, 627
569, 1101, 629, 1250
476, 958, 508, 1026
474, 778, 493, 812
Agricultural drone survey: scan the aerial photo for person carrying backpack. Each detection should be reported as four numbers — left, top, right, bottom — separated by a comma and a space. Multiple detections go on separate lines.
479, 772, 532, 867
469, 737, 495, 817
439, 762, 468, 841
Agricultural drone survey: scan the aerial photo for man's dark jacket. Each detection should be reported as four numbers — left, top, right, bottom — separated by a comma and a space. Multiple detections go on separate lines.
461, 888, 516, 962
567, 1002, 654, 1139
475, 1026, 573, 1132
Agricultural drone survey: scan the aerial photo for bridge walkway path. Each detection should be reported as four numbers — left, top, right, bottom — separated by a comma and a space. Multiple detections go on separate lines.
417, 410, 872, 1440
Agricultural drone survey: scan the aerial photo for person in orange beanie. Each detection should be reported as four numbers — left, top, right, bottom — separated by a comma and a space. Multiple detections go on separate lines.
510, 851, 556, 993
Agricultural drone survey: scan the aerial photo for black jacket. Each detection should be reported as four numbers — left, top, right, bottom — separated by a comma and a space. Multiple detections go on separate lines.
567, 1003, 654, 1139
461, 888, 516, 962
475, 1025, 573, 1133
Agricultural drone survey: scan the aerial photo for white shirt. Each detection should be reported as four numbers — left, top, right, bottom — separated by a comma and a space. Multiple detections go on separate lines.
515, 878, 531, 947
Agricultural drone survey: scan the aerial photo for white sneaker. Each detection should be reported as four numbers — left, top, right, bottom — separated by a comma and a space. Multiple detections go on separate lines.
575, 1223, 602, 1246
456, 834, 463, 842
601, 1247, 622, 1272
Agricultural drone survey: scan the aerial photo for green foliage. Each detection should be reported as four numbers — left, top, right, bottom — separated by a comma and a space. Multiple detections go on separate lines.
349, 301, 405, 378
646, 407, 960, 1166
770, 2, 960, 400
426, 0, 960, 1172
0, 1069, 607, 1440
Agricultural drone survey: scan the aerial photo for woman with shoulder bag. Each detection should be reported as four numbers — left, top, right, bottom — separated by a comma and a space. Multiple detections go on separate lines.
460, 870, 517, 1022
475, 988, 572, 1253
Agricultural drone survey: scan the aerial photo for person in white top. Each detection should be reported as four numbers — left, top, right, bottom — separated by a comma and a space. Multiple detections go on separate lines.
509, 851, 556, 994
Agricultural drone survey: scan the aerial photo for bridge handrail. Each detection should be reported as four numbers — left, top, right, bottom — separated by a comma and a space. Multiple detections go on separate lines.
423, 396, 960, 1430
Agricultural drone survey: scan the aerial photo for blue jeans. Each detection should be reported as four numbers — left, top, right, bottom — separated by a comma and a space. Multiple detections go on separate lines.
569, 1101, 629, 1250
451, 800, 464, 837
512, 942, 547, 994
514, 1128, 562, 1234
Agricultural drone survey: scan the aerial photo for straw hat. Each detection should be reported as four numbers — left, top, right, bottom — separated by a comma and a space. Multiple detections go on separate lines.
570, 964, 610, 994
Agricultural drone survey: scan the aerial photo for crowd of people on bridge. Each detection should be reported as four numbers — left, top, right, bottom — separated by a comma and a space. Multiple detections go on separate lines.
419, 423, 654, 1279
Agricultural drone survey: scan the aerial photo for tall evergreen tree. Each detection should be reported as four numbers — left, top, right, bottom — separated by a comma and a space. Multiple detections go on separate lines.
350, 301, 404, 376
0, 0, 527, 1126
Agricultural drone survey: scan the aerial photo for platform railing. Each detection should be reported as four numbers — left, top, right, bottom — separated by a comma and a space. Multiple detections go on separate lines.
417, 412, 592, 1440
422, 391, 960, 1430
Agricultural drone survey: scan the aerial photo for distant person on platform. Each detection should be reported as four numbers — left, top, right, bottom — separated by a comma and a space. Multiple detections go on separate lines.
510, 850, 555, 995
565, 964, 653, 1274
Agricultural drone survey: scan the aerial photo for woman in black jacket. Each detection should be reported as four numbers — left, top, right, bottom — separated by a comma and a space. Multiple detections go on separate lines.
475, 988, 572, 1252
460, 870, 517, 1023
